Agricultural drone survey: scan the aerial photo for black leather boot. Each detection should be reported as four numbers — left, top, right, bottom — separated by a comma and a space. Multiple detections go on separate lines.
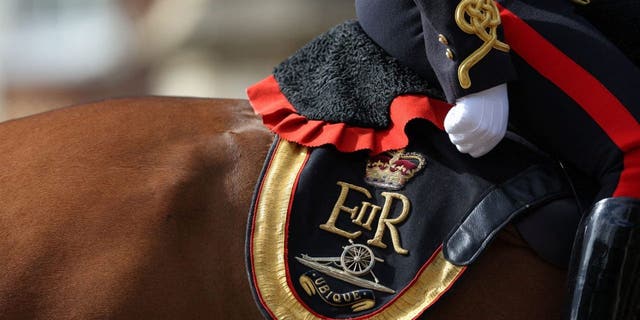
567, 197, 640, 319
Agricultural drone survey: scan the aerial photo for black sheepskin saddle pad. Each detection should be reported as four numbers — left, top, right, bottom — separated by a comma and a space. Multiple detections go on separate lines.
273, 21, 444, 129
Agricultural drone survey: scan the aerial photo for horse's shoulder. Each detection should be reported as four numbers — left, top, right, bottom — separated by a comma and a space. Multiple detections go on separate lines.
0, 96, 269, 318
0, 95, 274, 230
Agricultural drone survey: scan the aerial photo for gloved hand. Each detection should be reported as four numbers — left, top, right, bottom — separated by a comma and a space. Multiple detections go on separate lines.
443, 83, 509, 158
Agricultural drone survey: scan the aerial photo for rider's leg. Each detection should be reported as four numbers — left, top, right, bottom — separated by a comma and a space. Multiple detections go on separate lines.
357, 0, 640, 318
566, 198, 640, 319
499, 1, 640, 318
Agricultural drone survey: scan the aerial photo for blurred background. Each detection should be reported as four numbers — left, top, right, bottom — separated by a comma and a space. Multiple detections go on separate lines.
0, 0, 354, 122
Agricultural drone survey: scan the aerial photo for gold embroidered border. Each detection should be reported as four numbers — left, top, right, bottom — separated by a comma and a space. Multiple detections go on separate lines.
250, 139, 465, 319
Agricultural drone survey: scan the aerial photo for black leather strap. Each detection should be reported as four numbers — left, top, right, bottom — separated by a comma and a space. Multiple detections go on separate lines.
443, 164, 574, 265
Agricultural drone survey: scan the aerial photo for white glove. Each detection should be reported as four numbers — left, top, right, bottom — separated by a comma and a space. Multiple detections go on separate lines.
444, 83, 509, 158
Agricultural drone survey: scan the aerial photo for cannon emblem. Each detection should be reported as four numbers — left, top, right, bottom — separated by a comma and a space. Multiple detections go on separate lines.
296, 240, 395, 294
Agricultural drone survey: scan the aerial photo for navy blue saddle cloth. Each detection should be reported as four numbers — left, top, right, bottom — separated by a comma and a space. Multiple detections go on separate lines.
246, 122, 579, 319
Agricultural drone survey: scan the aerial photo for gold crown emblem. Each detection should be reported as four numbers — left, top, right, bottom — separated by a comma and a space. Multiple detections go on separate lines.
364, 149, 426, 190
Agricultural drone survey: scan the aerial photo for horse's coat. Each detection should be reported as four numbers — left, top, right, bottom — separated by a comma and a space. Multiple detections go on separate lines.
0, 98, 566, 319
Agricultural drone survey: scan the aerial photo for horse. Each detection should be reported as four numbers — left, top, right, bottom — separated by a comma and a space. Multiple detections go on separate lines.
0, 97, 568, 319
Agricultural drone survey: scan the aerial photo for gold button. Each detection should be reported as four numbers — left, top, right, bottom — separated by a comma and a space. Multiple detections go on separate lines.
570, 0, 590, 5
438, 34, 449, 45
446, 49, 454, 60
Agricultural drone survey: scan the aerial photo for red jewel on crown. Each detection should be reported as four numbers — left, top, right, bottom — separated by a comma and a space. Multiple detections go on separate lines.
364, 149, 426, 190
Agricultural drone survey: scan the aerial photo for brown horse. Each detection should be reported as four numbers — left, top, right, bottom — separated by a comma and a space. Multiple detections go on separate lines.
0, 97, 567, 319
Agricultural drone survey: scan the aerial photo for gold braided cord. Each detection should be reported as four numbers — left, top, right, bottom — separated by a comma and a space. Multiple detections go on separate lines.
455, 0, 510, 88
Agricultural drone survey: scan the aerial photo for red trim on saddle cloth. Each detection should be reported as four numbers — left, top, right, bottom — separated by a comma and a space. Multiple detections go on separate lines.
499, 6, 640, 198
246, 75, 452, 155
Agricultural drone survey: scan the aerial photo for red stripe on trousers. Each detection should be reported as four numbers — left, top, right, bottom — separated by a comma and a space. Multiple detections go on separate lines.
498, 5, 640, 198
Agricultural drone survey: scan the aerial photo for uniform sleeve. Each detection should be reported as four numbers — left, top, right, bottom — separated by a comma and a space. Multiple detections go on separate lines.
413, 0, 516, 103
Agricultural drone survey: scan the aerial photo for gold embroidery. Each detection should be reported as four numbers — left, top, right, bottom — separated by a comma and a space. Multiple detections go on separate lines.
353, 299, 376, 312
322, 181, 411, 254
298, 271, 377, 311
454, 0, 510, 88
352, 201, 381, 231
365, 150, 426, 190
250, 140, 465, 319
320, 181, 370, 239
296, 243, 395, 294
367, 192, 411, 255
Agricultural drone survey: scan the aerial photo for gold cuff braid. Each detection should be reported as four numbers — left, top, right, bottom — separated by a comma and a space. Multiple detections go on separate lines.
455, 0, 510, 89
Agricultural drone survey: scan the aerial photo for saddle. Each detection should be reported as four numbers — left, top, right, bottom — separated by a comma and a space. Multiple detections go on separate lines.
245, 21, 590, 319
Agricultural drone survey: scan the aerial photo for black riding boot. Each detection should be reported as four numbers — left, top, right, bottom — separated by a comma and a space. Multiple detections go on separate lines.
567, 197, 640, 319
